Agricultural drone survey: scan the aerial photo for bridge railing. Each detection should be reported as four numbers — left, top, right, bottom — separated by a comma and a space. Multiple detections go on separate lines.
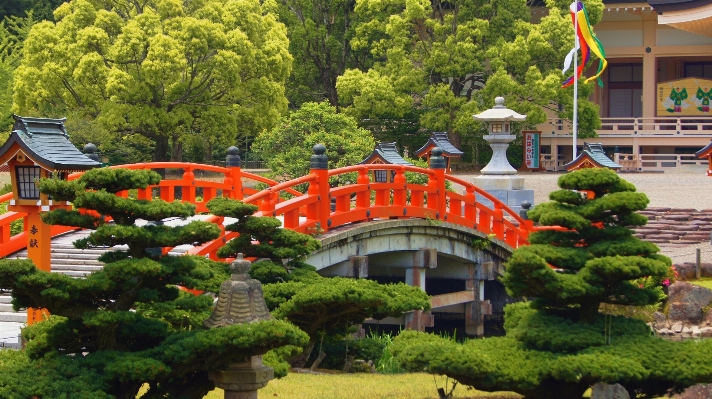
232, 146, 535, 251
0, 162, 292, 259
1, 147, 536, 260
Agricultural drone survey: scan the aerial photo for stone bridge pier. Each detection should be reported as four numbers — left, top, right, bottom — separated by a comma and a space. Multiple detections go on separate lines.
305, 219, 518, 337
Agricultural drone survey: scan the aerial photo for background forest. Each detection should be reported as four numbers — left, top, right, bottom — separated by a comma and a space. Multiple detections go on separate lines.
0, 0, 603, 171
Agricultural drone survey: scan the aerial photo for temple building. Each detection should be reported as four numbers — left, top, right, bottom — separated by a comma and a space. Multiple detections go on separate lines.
414, 132, 464, 173
359, 142, 413, 182
533, 0, 712, 172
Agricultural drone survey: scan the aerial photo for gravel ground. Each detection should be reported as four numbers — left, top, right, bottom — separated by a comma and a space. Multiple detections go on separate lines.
452, 170, 712, 265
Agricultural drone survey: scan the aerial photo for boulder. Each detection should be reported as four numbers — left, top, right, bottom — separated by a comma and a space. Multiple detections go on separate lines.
701, 327, 712, 338
673, 384, 712, 398
669, 303, 703, 324
668, 282, 712, 308
704, 310, 712, 326
682, 326, 692, 335
590, 382, 630, 399
653, 311, 667, 328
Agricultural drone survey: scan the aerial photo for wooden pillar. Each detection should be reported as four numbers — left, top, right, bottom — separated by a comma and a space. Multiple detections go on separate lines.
20, 209, 52, 324
642, 19, 657, 120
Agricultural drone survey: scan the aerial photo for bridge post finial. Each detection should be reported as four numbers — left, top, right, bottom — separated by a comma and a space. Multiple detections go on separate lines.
226, 146, 241, 168
83, 143, 100, 162
429, 147, 446, 170
310, 144, 328, 170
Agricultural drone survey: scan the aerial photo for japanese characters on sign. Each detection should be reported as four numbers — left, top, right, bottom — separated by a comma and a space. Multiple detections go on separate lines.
523, 131, 540, 169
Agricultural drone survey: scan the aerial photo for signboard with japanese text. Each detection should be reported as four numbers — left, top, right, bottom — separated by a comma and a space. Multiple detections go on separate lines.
657, 78, 712, 116
521, 131, 541, 171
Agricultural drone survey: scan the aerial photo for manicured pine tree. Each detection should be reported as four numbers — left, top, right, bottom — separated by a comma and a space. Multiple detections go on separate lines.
0, 168, 308, 399
391, 169, 712, 399
206, 197, 431, 368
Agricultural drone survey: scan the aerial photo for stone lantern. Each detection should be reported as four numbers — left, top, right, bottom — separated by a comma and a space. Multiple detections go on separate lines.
0, 115, 100, 324
472, 97, 533, 213
204, 254, 275, 399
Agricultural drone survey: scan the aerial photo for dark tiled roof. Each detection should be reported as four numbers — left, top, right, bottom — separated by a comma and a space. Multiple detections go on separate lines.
414, 132, 464, 157
0, 115, 101, 170
647, 0, 711, 12
359, 142, 413, 165
697, 140, 712, 158
564, 143, 622, 170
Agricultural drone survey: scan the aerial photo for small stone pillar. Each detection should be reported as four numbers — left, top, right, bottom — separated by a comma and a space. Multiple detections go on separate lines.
204, 254, 275, 399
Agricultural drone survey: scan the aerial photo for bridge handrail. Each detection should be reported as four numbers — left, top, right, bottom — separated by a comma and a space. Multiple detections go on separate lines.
444, 174, 528, 227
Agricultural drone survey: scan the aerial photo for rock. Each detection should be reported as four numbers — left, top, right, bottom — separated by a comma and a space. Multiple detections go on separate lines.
657, 328, 672, 336
672, 323, 684, 333
653, 311, 667, 328
668, 282, 712, 308
701, 327, 712, 337
693, 326, 702, 337
673, 384, 712, 398
673, 264, 696, 281
669, 302, 704, 324
682, 326, 692, 335
590, 382, 630, 399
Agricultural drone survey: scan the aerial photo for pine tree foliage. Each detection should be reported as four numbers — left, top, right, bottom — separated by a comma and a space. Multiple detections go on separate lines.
206, 197, 322, 261
391, 169, 702, 399
501, 168, 670, 322
0, 168, 308, 399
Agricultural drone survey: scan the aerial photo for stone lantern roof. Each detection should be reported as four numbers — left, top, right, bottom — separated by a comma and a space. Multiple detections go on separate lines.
473, 97, 527, 122
0, 115, 101, 171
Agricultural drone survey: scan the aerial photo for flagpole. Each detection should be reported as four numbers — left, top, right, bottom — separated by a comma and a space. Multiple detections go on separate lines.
573, 2, 578, 159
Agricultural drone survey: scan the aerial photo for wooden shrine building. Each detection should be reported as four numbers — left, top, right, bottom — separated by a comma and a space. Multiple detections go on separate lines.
414, 132, 463, 172
0, 115, 100, 323
359, 142, 412, 182
564, 143, 622, 172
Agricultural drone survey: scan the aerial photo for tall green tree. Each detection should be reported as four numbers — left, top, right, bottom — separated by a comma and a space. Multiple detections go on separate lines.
337, 0, 603, 153
391, 169, 701, 399
0, 0, 64, 22
13, 0, 292, 162
252, 101, 375, 187
0, 13, 34, 139
0, 168, 307, 399
277, 0, 371, 107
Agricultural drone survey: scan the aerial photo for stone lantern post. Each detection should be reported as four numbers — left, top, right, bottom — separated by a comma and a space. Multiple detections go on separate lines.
472, 97, 534, 213
204, 254, 275, 399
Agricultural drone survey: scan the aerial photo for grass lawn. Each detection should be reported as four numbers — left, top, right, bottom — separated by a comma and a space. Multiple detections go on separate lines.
203, 372, 522, 399
689, 278, 712, 290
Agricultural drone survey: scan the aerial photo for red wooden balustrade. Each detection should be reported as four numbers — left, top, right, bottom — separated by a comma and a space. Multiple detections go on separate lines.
0, 161, 545, 261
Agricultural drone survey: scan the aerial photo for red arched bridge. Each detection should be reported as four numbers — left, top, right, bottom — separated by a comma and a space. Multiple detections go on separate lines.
0, 146, 541, 336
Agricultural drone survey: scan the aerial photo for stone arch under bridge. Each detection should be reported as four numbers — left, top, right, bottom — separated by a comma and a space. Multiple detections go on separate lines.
305, 219, 518, 337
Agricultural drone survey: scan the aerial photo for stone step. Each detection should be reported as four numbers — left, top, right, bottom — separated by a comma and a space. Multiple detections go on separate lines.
0, 304, 15, 312
54, 271, 93, 278
48, 253, 104, 260
51, 265, 104, 272
49, 258, 104, 266
0, 312, 26, 323
0, 296, 11, 304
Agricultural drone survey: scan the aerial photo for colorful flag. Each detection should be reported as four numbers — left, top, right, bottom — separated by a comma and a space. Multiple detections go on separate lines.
562, 1, 607, 88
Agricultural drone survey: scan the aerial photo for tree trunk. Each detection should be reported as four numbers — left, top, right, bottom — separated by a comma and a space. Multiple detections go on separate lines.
579, 300, 600, 323
290, 340, 315, 368
171, 134, 183, 162
153, 136, 170, 162
309, 350, 327, 371
153, 136, 169, 178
